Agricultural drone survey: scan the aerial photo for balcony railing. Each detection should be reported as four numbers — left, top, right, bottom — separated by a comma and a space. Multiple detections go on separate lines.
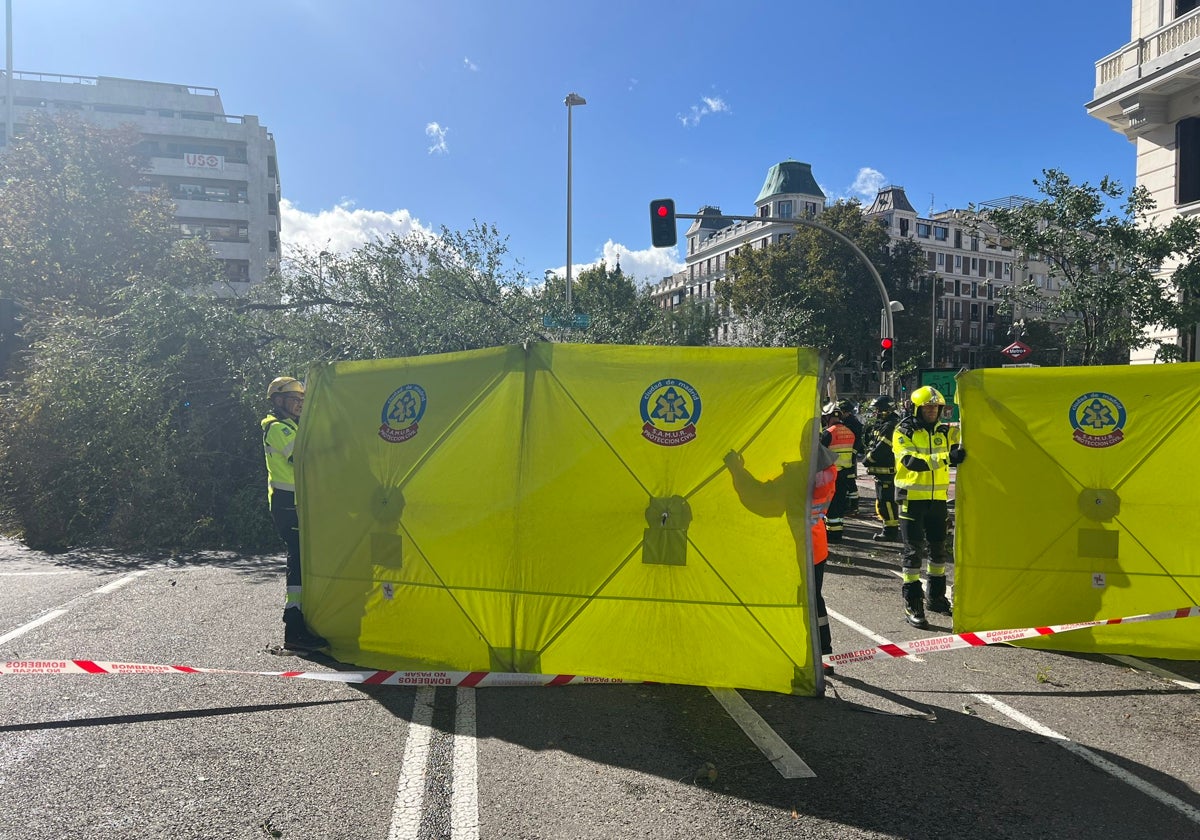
1096, 7, 1200, 88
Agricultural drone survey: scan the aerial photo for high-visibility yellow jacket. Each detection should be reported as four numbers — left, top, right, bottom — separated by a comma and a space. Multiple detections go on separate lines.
261, 412, 299, 509
892, 417, 960, 500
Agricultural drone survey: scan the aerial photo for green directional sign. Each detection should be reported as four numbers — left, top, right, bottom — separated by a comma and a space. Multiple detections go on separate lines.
918, 367, 960, 423
542, 313, 591, 329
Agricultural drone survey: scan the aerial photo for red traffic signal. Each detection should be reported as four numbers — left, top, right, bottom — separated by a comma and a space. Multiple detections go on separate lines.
879, 337, 895, 371
649, 198, 677, 248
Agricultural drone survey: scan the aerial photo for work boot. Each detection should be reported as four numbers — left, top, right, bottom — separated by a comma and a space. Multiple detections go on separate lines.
926, 575, 953, 615
902, 581, 928, 629
873, 526, 900, 542
283, 609, 328, 651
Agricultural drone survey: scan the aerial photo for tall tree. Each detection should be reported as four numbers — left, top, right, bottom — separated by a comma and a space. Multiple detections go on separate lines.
541, 260, 668, 344
0, 112, 208, 318
983, 169, 1200, 364
0, 112, 263, 551
716, 200, 928, 373
246, 222, 546, 367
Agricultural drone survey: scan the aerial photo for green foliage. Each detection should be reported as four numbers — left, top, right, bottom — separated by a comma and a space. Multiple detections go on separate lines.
984, 169, 1200, 365
716, 201, 928, 371
245, 223, 548, 363
0, 113, 186, 317
545, 261, 675, 344
0, 116, 264, 551
0, 281, 268, 550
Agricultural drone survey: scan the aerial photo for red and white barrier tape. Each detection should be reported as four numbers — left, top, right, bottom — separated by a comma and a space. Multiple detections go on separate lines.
0, 658, 644, 687
2, 606, 1196, 683
823, 605, 1200, 667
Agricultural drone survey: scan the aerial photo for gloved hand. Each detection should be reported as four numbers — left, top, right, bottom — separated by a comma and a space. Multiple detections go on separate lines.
949, 445, 966, 466
901, 454, 930, 472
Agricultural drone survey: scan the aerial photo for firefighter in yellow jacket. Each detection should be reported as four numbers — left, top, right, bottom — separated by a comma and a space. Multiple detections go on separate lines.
892, 386, 966, 628
262, 376, 327, 651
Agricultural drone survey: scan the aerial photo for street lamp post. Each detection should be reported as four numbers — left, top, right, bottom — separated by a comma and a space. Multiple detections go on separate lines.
564, 92, 586, 309
930, 274, 938, 367
5, 0, 14, 149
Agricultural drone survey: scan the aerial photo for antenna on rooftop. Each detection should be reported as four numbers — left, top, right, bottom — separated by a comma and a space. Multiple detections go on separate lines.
929, 194, 935, 216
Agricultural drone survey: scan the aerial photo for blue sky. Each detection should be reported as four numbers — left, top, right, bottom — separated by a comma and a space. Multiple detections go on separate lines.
8, 1, 1134, 285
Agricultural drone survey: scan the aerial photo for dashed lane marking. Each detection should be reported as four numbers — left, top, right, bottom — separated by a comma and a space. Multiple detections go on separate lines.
969, 691, 1200, 827
451, 687, 480, 840
1104, 654, 1200, 691
0, 571, 150, 649
0, 610, 69, 647
708, 687, 816, 779
387, 685, 436, 840
826, 608, 925, 663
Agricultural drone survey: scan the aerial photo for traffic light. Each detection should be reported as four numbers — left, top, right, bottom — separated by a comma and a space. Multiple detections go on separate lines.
879, 336, 894, 371
649, 198, 677, 248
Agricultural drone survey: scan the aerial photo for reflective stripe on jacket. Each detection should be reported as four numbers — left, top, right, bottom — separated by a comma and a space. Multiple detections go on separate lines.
822, 423, 856, 471
892, 418, 960, 500
810, 464, 838, 565
261, 413, 299, 507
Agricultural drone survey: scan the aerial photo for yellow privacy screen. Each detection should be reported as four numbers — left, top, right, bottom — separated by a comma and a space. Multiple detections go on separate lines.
294, 343, 824, 694
955, 363, 1200, 658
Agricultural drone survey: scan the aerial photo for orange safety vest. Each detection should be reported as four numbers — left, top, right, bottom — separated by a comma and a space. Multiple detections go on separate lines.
810, 464, 838, 564
824, 423, 856, 471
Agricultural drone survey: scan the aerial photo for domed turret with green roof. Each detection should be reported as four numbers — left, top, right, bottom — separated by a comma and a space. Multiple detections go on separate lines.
756, 161, 825, 205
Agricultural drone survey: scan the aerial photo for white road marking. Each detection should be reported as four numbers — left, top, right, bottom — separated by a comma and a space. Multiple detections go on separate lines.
451, 688, 480, 840
969, 691, 1200, 827
92, 570, 149, 594
708, 687, 816, 779
387, 685, 436, 840
0, 610, 69, 646
0, 571, 79, 576
0, 571, 150, 649
1104, 654, 1200, 691
827, 607, 925, 662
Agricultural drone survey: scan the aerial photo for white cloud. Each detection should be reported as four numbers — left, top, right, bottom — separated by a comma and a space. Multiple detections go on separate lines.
425, 122, 449, 154
678, 95, 730, 127
464, 57, 478, 71
548, 240, 684, 287
850, 167, 887, 198
279, 198, 434, 257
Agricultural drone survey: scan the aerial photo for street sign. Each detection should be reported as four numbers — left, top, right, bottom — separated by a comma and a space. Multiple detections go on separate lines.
542, 313, 592, 329
1000, 340, 1032, 362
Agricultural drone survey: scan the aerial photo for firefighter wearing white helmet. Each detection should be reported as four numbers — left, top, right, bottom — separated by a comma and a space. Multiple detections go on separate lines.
262, 376, 327, 651
891, 385, 966, 629
819, 401, 856, 544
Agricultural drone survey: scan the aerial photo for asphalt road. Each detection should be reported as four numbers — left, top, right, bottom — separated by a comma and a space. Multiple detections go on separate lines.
1, 483, 1198, 840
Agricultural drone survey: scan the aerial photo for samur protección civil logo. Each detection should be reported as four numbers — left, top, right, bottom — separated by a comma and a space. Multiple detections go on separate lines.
640, 378, 701, 447
1069, 391, 1126, 449
380, 384, 427, 443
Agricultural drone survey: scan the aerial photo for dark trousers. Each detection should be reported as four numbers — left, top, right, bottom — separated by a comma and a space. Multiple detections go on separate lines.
813, 561, 831, 655
872, 475, 898, 526
271, 490, 302, 589
899, 497, 949, 571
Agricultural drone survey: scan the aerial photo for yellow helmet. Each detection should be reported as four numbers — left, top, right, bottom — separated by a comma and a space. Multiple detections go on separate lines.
266, 376, 305, 401
910, 385, 946, 414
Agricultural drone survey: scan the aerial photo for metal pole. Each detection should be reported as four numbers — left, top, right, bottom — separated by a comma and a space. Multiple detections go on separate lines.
565, 101, 572, 308
5, 0, 13, 148
930, 275, 937, 366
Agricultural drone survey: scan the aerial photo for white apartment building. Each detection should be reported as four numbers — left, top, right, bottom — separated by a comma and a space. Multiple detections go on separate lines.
1088, 0, 1200, 362
651, 160, 826, 336
651, 161, 1047, 370
1, 72, 280, 294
